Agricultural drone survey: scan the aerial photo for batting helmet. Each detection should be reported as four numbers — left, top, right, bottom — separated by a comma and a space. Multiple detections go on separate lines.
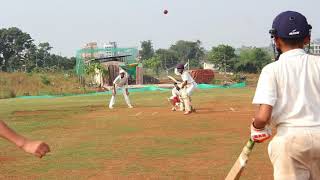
270, 11, 312, 39
176, 64, 185, 70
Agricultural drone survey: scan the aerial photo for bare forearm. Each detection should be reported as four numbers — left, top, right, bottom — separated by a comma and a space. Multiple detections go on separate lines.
253, 105, 273, 129
0, 120, 27, 148
253, 117, 268, 129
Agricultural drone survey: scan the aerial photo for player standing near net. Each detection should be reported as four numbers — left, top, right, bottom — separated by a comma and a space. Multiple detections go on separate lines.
250, 11, 320, 179
109, 69, 133, 109
175, 64, 197, 115
0, 120, 50, 158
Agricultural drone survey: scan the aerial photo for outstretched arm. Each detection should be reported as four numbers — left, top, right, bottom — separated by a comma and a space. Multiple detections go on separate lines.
0, 120, 50, 158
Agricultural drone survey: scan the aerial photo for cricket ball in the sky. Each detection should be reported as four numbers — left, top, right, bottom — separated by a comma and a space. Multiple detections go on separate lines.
163, 9, 168, 15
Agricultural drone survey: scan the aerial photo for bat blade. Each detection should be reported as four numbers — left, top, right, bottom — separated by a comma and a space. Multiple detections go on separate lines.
225, 139, 255, 180
168, 76, 181, 84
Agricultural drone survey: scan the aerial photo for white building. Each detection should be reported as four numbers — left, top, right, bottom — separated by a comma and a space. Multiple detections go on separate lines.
310, 40, 320, 55
103, 42, 118, 57
203, 62, 218, 71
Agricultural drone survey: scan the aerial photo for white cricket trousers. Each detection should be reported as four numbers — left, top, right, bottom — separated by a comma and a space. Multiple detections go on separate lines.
186, 83, 197, 96
268, 126, 320, 180
109, 87, 132, 108
181, 83, 197, 112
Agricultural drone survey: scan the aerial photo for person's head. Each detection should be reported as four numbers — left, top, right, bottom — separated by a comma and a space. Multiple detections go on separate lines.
176, 64, 185, 75
119, 69, 126, 78
270, 11, 312, 54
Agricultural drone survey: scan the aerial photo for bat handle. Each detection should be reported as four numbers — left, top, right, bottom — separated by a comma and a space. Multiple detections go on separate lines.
245, 139, 255, 151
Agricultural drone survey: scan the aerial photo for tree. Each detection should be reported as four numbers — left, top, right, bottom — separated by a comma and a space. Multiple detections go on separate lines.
155, 49, 179, 70
24, 44, 38, 72
143, 55, 161, 76
139, 40, 154, 61
36, 42, 52, 68
0, 27, 34, 72
207, 44, 236, 72
0, 27, 76, 72
170, 40, 205, 68
235, 48, 272, 73
60, 57, 76, 70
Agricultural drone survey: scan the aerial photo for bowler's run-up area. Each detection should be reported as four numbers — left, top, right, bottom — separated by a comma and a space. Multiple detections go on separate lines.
0, 88, 272, 179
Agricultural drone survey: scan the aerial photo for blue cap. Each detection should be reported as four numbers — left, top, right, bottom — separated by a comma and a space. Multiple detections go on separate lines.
271, 11, 311, 39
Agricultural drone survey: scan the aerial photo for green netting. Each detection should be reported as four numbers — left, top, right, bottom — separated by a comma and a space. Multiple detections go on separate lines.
75, 54, 85, 76
197, 82, 246, 89
120, 63, 139, 79
75, 47, 138, 76
16, 82, 246, 99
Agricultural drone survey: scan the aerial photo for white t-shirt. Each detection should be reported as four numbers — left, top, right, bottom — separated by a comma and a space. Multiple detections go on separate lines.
253, 49, 320, 128
181, 71, 196, 85
113, 75, 128, 88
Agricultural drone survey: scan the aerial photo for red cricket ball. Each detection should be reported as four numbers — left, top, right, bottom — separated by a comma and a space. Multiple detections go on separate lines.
163, 9, 168, 15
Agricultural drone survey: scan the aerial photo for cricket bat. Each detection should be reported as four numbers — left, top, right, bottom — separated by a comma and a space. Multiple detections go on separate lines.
225, 139, 255, 180
168, 76, 181, 84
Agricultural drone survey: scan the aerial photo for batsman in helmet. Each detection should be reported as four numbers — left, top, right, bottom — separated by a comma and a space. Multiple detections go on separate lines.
250, 11, 320, 179
175, 64, 197, 115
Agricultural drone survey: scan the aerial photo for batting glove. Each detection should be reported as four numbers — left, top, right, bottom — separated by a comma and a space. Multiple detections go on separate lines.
250, 123, 272, 143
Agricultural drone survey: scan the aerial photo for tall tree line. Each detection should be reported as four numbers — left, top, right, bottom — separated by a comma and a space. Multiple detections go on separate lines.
0, 27, 75, 72
140, 40, 272, 75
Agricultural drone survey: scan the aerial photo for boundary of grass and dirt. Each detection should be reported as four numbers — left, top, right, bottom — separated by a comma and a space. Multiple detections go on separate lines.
15, 82, 246, 99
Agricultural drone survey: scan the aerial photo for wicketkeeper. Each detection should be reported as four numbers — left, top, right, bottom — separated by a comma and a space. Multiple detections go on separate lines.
175, 64, 197, 115
250, 11, 320, 180
168, 83, 184, 111
109, 69, 133, 109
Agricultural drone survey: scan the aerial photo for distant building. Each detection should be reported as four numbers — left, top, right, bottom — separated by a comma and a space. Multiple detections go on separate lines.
76, 42, 139, 82
310, 40, 320, 55
103, 42, 118, 57
81, 42, 99, 59
203, 62, 218, 70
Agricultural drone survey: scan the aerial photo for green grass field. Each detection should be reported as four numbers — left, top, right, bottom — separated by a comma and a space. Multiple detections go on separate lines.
0, 88, 273, 180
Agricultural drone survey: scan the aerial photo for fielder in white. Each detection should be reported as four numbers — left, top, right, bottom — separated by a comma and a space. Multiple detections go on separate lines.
109, 69, 133, 109
175, 64, 197, 115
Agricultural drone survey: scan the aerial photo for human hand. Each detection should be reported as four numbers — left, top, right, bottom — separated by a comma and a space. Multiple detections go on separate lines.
250, 122, 272, 143
21, 140, 50, 158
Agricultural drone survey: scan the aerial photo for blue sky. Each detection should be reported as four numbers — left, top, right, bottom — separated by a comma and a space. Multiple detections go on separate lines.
1, 0, 319, 57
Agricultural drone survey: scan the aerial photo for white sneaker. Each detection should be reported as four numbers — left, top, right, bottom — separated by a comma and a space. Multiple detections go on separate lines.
109, 106, 114, 109
128, 105, 133, 108
184, 111, 192, 115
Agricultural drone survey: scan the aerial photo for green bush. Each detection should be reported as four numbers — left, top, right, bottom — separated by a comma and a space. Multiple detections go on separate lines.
231, 73, 246, 83
211, 79, 223, 85
40, 75, 51, 86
